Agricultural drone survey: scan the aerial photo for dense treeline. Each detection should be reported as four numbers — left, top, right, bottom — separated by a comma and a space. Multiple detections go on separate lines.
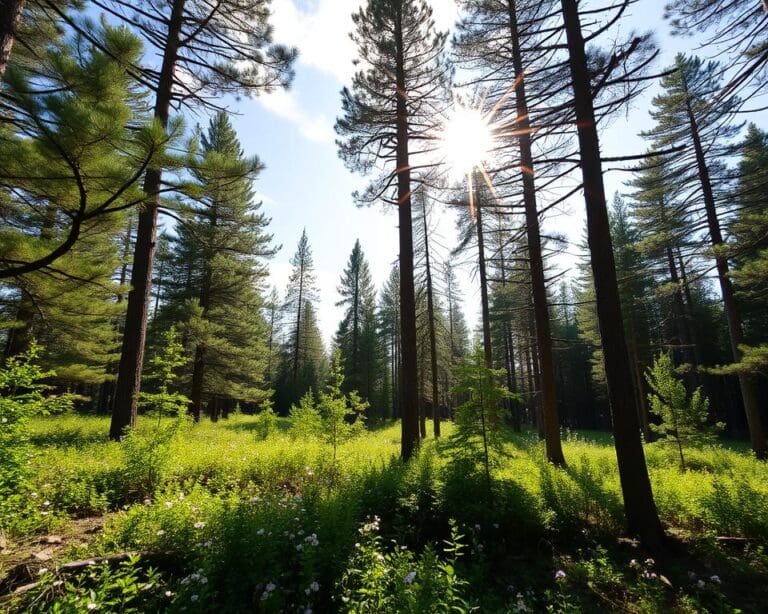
1, 0, 767, 557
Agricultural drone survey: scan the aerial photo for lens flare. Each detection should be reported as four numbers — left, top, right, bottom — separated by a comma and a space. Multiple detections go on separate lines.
439, 106, 493, 181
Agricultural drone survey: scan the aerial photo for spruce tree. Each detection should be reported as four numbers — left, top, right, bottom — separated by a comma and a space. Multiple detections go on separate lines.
160, 112, 276, 421
335, 240, 380, 404
336, 0, 449, 460
275, 230, 324, 411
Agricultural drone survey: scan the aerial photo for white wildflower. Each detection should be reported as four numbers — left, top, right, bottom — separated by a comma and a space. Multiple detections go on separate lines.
404, 572, 416, 585
194, 521, 206, 529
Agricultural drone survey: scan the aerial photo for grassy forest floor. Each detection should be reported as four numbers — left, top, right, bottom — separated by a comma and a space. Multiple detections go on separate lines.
1, 414, 767, 612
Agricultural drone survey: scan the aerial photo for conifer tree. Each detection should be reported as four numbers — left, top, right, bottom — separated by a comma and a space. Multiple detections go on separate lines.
559, 0, 665, 549
335, 0, 449, 460
0, 25, 158, 385
160, 112, 276, 421
275, 231, 324, 411
335, 240, 380, 405
378, 264, 401, 419
110, 0, 296, 440
641, 54, 765, 459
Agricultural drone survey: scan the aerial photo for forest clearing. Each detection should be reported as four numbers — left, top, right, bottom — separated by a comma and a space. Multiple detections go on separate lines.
2, 0, 767, 611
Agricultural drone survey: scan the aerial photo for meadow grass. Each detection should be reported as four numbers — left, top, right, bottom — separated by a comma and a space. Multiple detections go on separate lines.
2, 413, 767, 612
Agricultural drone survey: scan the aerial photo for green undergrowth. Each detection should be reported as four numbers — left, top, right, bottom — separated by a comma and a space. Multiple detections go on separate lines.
2, 414, 767, 612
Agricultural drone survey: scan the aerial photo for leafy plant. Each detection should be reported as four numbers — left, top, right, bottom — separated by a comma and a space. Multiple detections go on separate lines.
338, 517, 472, 613
253, 398, 278, 440
123, 328, 190, 497
645, 352, 723, 470
290, 350, 367, 462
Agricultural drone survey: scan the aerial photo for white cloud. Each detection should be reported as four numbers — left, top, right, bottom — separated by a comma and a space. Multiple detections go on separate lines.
257, 88, 335, 143
270, 0, 460, 84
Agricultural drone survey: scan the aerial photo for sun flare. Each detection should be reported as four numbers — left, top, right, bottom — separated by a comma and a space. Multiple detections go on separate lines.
439, 105, 493, 180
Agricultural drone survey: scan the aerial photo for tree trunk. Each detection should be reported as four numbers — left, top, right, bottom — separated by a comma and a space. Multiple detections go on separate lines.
561, 0, 665, 550
110, 0, 186, 441
421, 197, 441, 437
0, 0, 25, 82
474, 179, 493, 369
684, 94, 766, 459
395, 9, 420, 460
508, 0, 565, 465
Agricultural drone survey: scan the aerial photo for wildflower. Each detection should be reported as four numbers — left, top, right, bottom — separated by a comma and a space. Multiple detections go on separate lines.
165, 501, 173, 508
257, 528, 265, 535
354, 542, 360, 549
265, 582, 276, 592
165, 591, 174, 597
87, 603, 97, 610
156, 530, 166, 536
644, 558, 655, 567
710, 575, 721, 584
143, 498, 152, 506
37, 568, 48, 575
310, 581, 320, 592
474, 523, 481, 531
376, 554, 385, 562
250, 496, 260, 503
30, 492, 37, 498
555, 570, 566, 580
697, 579, 706, 589
43, 500, 50, 507
194, 521, 206, 529
191, 594, 199, 602
178, 492, 185, 501
506, 584, 515, 593
629, 559, 639, 569
296, 544, 303, 551
404, 572, 416, 585
493, 523, 499, 529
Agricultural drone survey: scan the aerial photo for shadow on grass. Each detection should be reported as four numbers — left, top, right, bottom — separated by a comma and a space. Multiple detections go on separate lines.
28, 427, 111, 448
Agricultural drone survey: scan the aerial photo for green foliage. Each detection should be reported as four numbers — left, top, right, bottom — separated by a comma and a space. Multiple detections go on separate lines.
290, 351, 367, 462
289, 391, 323, 439
449, 346, 515, 484
9, 555, 169, 613
253, 399, 278, 440
0, 341, 73, 533
124, 328, 190, 498
338, 517, 472, 613
646, 352, 722, 470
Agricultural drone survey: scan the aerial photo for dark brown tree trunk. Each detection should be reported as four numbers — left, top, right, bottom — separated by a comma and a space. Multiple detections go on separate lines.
474, 183, 493, 369
420, 197, 441, 437
508, 0, 565, 465
110, 0, 186, 441
395, 9, 420, 460
561, 0, 665, 550
0, 0, 25, 81
684, 95, 766, 459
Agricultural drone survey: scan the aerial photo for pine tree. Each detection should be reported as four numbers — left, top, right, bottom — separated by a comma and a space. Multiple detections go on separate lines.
110, 0, 296, 440
0, 25, 158, 385
641, 54, 765, 459
335, 0, 450, 460
559, 0, 665, 549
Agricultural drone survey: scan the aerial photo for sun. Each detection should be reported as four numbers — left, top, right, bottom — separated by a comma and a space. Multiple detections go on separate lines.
438, 105, 493, 181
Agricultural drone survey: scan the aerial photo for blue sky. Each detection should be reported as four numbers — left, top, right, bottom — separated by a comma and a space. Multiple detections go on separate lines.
218, 0, 764, 345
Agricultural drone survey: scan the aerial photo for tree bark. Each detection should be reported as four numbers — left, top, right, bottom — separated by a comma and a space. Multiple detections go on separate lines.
395, 8, 420, 460
0, 0, 25, 82
474, 180, 493, 369
508, 0, 565, 465
560, 0, 665, 550
684, 92, 766, 459
420, 197, 441, 437
110, 0, 186, 441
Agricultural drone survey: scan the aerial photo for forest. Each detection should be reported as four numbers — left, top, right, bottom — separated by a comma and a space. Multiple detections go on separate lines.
1, 0, 767, 611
